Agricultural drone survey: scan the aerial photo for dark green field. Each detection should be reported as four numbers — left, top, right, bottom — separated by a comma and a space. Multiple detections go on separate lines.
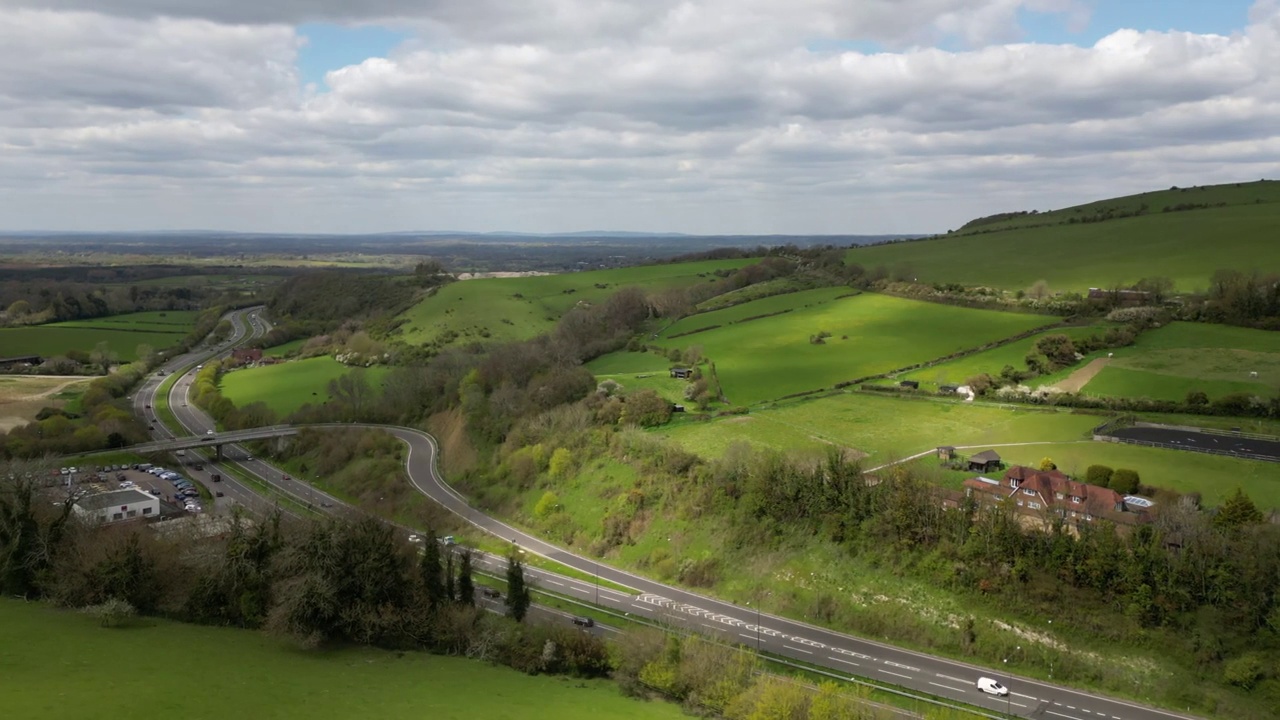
0, 310, 200, 361
0, 600, 684, 720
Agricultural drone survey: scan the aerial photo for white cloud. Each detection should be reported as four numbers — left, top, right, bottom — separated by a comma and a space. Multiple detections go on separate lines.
0, 2, 1276, 233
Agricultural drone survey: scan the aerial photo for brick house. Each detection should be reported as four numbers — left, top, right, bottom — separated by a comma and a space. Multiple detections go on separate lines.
230, 347, 263, 366
963, 465, 1151, 528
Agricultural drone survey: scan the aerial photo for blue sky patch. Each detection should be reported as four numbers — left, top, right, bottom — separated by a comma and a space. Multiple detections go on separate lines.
1018, 0, 1254, 46
296, 23, 409, 88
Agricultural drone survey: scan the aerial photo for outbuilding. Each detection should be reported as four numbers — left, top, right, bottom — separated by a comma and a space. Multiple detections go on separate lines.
74, 488, 160, 524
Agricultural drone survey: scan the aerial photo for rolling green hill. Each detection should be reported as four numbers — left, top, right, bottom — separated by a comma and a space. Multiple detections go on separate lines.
394, 259, 750, 347
650, 289, 1053, 405
847, 180, 1280, 292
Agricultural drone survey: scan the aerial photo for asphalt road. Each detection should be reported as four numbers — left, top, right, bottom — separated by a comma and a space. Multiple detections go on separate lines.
1108, 426, 1280, 462
140, 309, 1202, 720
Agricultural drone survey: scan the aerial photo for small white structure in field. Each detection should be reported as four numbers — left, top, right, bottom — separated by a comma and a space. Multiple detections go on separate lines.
1107, 352, 1114, 358
1251, 371, 1259, 378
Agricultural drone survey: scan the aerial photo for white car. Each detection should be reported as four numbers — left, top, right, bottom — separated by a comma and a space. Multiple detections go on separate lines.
976, 677, 1009, 696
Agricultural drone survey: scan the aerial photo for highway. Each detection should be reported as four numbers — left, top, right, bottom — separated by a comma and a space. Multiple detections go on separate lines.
137, 308, 1201, 720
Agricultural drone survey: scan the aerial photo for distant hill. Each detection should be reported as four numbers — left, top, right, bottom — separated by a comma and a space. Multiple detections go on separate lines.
847, 180, 1280, 293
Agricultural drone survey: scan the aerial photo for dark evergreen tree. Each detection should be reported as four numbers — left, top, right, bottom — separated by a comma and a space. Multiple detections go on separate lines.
457, 550, 475, 607
505, 549, 531, 622
419, 528, 445, 610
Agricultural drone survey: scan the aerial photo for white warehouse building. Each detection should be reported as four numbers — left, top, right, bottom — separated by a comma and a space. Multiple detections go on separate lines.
74, 488, 160, 524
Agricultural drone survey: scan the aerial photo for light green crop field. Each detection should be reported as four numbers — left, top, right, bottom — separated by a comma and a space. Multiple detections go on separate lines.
846, 194, 1280, 292
1078, 322, 1280, 401
900, 324, 1109, 389
653, 290, 1054, 405
0, 600, 684, 720
395, 259, 751, 347
220, 356, 390, 417
659, 392, 1101, 465
0, 310, 199, 361
585, 349, 674, 375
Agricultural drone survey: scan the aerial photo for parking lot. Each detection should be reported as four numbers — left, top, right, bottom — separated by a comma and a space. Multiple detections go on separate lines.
59, 461, 215, 515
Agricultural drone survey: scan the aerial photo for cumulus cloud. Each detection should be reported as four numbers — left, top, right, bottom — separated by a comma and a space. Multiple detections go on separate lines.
0, 1, 1276, 233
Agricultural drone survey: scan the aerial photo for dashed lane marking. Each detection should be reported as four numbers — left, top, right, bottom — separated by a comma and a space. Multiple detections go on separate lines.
929, 681, 967, 694
828, 656, 860, 667
879, 670, 913, 680
784, 645, 813, 655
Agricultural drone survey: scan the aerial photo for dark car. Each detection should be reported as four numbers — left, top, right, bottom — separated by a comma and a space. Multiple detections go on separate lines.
481, 587, 502, 599
571, 616, 595, 628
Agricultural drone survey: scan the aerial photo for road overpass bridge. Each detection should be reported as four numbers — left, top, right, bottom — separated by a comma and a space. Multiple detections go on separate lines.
129, 425, 299, 460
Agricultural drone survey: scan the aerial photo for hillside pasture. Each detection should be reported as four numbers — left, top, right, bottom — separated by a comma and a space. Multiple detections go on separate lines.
0, 600, 684, 720
653, 290, 1054, 405
660, 391, 1101, 465
846, 200, 1280, 292
395, 258, 751, 348
900, 323, 1109, 390
220, 356, 390, 417
0, 310, 199, 361
1077, 322, 1280, 401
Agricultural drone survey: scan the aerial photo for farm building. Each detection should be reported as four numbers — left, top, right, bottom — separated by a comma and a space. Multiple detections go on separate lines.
73, 488, 160, 524
967, 449, 1002, 472
936, 446, 957, 461
0, 355, 43, 369
670, 367, 693, 379
230, 347, 264, 366
1087, 288, 1152, 306
899, 380, 920, 389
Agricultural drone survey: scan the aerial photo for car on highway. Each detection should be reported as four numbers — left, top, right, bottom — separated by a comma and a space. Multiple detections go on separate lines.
571, 616, 595, 628
205, 430, 215, 436
976, 677, 1009, 696
481, 587, 502, 599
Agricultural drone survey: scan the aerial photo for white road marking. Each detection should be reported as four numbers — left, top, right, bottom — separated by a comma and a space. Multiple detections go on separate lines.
783, 645, 813, 655
929, 681, 967, 693
1046, 711, 1086, 720
937, 673, 970, 684
879, 670, 913, 680
1013, 692, 1039, 700
827, 656, 860, 667
740, 633, 755, 641
883, 660, 919, 672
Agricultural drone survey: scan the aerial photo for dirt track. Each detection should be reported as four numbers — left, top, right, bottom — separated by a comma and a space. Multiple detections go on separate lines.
1048, 357, 1110, 393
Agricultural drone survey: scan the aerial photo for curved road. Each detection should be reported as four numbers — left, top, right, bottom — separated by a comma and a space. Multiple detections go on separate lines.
141, 310, 1200, 720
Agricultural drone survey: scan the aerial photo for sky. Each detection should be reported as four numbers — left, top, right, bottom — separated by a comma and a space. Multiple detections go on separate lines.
1, 0, 1277, 235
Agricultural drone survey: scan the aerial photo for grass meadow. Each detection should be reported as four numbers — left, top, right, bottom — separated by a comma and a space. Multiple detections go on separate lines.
0, 375, 93, 431
395, 259, 750, 348
0, 310, 199, 361
652, 290, 1053, 405
660, 392, 1101, 464
846, 199, 1280, 292
900, 323, 1109, 389
0, 600, 683, 720
1079, 322, 1280, 401
220, 356, 390, 417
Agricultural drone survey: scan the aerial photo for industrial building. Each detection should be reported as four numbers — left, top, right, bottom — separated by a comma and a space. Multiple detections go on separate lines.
73, 488, 160, 524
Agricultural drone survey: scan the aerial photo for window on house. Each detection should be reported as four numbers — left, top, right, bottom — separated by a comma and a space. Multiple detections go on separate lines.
1071, 496, 1082, 503
142, 507, 152, 515
1016, 500, 1024, 507
1010, 479, 1020, 489
1022, 488, 1035, 496
1028, 502, 1041, 509
127, 510, 136, 517
1055, 492, 1064, 500
112, 513, 123, 521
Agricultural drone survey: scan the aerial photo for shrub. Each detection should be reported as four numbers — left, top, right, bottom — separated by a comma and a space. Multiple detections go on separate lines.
1086, 465, 1114, 487
1110, 468, 1140, 494
1223, 653, 1266, 690
82, 598, 137, 628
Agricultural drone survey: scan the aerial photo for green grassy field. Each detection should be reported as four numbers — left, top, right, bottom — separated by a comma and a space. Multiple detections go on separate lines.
0, 600, 684, 720
264, 338, 308, 357
0, 310, 200, 361
899, 324, 1108, 389
652, 290, 1054, 405
847, 188, 1280, 292
1078, 322, 1280, 401
220, 357, 390, 417
660, 392, 1101, 464
394, 259, 750, 347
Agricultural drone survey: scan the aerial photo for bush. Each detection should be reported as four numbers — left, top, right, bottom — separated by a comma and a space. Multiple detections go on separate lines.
1111, 468, 1140, 494
1223, 652, 1266, 690
82, 598, 137, 628
1086, 465, 1114, 487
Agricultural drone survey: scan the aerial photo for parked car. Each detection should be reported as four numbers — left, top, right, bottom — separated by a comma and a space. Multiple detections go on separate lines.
976, 678, 1009, 697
